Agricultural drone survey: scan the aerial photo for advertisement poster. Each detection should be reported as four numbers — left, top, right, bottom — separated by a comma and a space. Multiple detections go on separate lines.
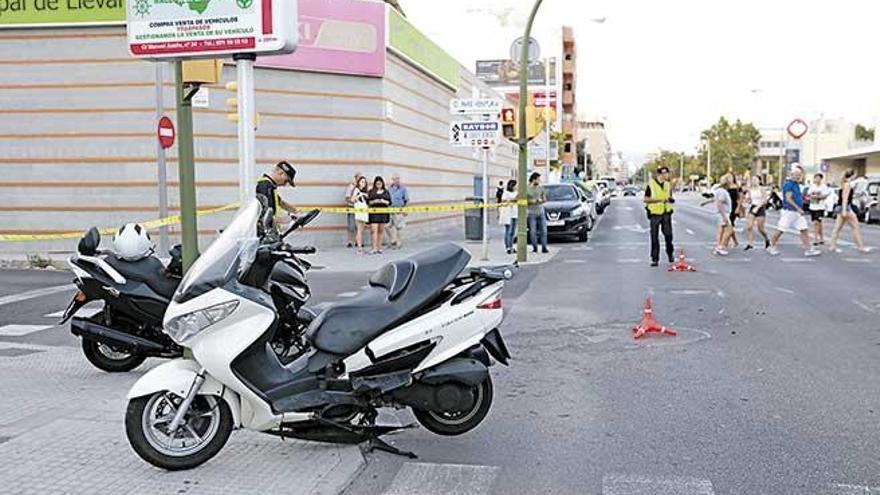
475, 58, 557, 87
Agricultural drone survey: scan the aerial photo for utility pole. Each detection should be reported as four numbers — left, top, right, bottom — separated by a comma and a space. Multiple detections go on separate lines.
679, 153, 684, 192
707, 140, 712, 184
234, 53, 257, 203
174, 61, 199, 271
516, 0, 544, 263
154, 62, 170, 256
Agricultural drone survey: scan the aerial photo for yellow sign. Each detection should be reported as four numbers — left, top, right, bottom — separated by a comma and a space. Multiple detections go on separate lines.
0, 0, 124, 28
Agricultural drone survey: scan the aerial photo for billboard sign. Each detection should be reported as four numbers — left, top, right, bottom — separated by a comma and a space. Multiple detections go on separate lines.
0, 0, 124, 28
388, 7, 459, 89
126, 0, 298, 60
258, 0, 386, 77
475, 58, 557, 87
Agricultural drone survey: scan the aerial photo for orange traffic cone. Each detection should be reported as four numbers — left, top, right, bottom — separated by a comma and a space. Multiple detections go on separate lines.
668, 249, 697, 272
632, 297, 678, 340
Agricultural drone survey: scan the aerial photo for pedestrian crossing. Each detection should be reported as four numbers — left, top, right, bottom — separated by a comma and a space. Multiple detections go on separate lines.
0, 325, 52, 337
378, 464, 880, 495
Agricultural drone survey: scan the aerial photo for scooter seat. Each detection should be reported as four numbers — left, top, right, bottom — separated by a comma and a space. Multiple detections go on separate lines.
105, 255, 178, 299
307, 243, 470, 357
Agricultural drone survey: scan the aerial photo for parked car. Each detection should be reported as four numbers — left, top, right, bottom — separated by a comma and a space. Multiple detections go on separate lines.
622, 186, 641, 197
824, 185, 839, 218
567, 180, 599, 222
533, 183, 591, 242
862, 179, 880, 223
592, 182, 611, 213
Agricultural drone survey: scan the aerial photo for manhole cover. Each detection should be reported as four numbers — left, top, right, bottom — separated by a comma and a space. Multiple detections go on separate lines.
570, 323, 711, 349
0, 348, 43, 357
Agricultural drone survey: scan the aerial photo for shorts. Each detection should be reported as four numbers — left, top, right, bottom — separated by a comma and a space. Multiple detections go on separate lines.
809, 209, 824, 222
717, 213, 731, 227
778, 209, 809, 232
748, 205, 766, 217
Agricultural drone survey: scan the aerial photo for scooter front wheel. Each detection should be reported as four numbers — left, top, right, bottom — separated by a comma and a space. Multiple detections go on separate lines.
126, 391, 233, 471
81, 339, 146, 373
412, 376, 494, 436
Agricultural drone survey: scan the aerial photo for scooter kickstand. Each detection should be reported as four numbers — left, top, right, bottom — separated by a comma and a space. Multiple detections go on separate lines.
367, 437, 418, 459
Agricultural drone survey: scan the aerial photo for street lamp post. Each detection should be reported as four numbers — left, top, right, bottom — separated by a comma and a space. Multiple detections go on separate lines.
516, 0, 545, 263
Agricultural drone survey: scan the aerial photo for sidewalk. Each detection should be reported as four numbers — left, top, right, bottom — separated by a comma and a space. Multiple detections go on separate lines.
0, 342, 364, 495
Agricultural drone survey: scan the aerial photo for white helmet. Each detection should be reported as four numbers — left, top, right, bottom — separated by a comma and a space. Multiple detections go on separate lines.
113, 223, 154, 261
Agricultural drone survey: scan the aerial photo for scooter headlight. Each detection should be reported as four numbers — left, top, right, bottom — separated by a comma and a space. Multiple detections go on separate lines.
165, 300, 239, 344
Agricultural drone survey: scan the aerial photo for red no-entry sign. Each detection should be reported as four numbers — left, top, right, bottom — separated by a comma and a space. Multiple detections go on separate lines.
157, 116, 175, 149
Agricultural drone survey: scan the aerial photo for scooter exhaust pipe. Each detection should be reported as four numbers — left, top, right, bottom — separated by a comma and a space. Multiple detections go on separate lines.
70, 318, 168, 355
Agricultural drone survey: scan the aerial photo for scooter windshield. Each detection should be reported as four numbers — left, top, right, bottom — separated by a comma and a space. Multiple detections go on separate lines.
173, 200, 260, 304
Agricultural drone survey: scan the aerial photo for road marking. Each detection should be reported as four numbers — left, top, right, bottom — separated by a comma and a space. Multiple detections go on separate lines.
669, 289, 712, 296
853, 300, 877, 314
617, 246, 639, 251
724, 258, 752, 263
843, 258, 871, 263
44, 306, 102, 319
827, 483, 880, 494
780, 258, 816, 263
618, 259, 643, 264
602, 474, 715, 495
0, 325, 52, 337
0, 285, 73, 308
336, 292, 359, 298
384, 463, 499, 495
686, 229, 696, 236
774, 287, 796, 295
564, 259, 587, 264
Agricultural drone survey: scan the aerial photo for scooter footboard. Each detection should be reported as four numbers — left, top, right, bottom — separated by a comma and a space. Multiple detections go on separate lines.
127, 359, 241, 427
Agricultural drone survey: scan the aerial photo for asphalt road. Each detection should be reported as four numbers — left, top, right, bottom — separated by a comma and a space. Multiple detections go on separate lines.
1, 197, 878, 494
342, 196, 880, 495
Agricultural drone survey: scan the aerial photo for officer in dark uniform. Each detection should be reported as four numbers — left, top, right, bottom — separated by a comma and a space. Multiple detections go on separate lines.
256, 161, 297, 220
643, 165, 675, 267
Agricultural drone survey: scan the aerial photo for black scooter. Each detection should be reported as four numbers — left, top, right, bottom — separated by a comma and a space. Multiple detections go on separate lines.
62, 212, 320, 372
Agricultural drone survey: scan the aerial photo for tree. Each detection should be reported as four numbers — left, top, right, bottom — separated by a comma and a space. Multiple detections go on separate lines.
699, 117, 761, 183
639, 150, 703, 186
855, 124, 875, 143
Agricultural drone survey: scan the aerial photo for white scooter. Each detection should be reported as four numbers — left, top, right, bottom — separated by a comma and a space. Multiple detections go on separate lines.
125, 200, 513, 470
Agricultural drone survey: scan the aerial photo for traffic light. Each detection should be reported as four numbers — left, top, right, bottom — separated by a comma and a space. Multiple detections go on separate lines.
224, 81, 259, 129
501, 108, 516, 140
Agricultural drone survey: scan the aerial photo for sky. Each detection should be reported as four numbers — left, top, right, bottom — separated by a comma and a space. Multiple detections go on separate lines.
402, 0, 880, 165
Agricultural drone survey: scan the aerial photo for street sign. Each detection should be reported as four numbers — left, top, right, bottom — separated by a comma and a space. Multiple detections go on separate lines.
126, 0, 298, 60
157, 116, 175, 149
450, 98, 502, 116
787, 118, 809, 140
191, 87, 210, 109
528, 142, 559, 161
510, 36, 541, 66
450, 121, 500, 148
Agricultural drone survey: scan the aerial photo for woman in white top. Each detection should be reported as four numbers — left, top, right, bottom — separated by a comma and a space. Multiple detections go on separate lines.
744, 176, 770, 250
499, 179, 518, 254
349, 176, 370, 255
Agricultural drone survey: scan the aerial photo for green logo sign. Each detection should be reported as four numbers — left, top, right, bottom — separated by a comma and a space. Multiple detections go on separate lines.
237, 0, 254, 8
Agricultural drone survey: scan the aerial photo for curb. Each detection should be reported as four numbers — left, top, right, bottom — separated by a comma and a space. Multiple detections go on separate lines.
310, 445, 367, 495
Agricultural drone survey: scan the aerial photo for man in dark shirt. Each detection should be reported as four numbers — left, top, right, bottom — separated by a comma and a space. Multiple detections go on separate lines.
256, 161, 297, 219
644, 166, 675, 266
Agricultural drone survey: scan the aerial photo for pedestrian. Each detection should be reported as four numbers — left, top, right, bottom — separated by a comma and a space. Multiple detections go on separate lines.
644, 165, 675, 266
767, 165, 822, 257
713, 174, 734, 256
367, 176, 392, 255
828, 170, 872, 254
500, 179, 518, 254
526, 172, 549, 254
344, 172, 362, 248
724, 175, 743, 248
807, 172, 831, 246
744, 175, 770, 250
350, 176, 370, 255
256, 161, 297, 224
387, 174, 409, 249
495, 181, 505, 203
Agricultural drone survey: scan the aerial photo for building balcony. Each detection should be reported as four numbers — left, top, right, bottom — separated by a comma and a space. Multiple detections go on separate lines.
563, 59, 575, 75
563, 92, 574, 106
563, 119, 574, 135
563, 26, 575, 44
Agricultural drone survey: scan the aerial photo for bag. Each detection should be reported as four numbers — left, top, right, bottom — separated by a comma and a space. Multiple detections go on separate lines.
351, 190, 368, 222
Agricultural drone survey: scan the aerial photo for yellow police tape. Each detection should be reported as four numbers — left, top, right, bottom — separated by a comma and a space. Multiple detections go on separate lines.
0, 200, 528, 242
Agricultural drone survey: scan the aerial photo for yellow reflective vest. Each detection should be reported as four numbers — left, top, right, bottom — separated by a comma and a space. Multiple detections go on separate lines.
257, 175, 283, 217
647, 179, 673, 216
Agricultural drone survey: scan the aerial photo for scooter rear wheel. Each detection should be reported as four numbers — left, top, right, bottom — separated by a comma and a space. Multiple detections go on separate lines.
81, 339, 146, 373
126, 392, 233, 471
412, 376, 494, 436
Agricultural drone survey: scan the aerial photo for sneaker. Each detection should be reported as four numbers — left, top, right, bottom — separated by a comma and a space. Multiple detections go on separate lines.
542, 248, 550, 254
347, 243, 353, 248
804, 249, 822, 257
858, 247, 873, 254
767, 247, 781, 256
829, 247, 843, 254
506, 248, 512, 255
650, 260, 659, 267
744, 244, 753, 251
668, 255, 675, 263
713, 247, 729, 256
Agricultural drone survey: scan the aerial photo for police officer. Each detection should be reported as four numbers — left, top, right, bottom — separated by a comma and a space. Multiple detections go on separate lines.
256, 161, 297, 220
643, 165, 675, 267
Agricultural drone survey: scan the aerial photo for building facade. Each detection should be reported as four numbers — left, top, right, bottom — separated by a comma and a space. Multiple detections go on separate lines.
0, 1, 518, 254
577, 119, 612, 179
561, 26, 577, 167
